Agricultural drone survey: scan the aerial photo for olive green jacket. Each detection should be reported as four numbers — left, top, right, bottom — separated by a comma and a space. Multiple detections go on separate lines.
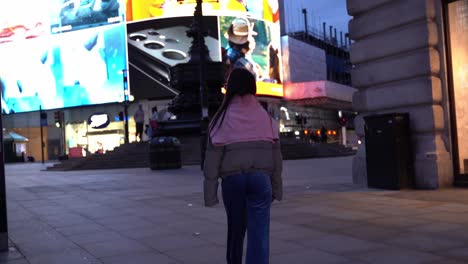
203, 140, 283, 207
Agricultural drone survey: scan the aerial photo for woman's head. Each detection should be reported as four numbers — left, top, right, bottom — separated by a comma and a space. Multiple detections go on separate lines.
225, 68, 256, 97
209, 68, 257, 133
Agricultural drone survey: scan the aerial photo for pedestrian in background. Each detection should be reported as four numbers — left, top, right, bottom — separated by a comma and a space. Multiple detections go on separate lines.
203, 68, 283, 264
320, 125, 328, 143
148, 106, 159, 138
133, 104, 144, 142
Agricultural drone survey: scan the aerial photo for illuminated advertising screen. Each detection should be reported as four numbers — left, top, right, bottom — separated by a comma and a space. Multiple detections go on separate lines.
220, 15, 282, 96
126, 0, 283, 98
126, 0, 279, 23
50, 0, 125, 34
0, 24, 127, 113
0, 0, 127, 114
0, 0, 282, 114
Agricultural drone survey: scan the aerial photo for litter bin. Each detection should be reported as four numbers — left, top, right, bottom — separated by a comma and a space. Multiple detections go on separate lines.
149, 137, 181, 170
364, 113, 413, 190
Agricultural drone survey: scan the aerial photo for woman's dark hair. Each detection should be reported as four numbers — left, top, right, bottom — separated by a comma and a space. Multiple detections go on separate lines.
209, 68, 257, 134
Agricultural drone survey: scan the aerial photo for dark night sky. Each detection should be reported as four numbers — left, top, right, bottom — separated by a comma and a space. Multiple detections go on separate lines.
282, 0, 351, 36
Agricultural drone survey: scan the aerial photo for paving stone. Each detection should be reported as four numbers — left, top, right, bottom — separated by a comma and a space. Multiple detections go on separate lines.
434, 247, 468, 262
68, 231, 126, 245
270, 226, 329, 241
56, 223, 107, 236
81, 238, 150, 258
165, 244, 225, 264
417, 211, 468, 224
410, 222, 464, 234
93, 215, 155, 231
72, 206, 128, 219
4, 259, 30, 264
296, 233, 386, 255
27, 249, 101, 264
0, 247, 24, 262
270, 238, 307, 255
300, 216, 361, 232
270, 247, 352, 264
385, 232, 465, 252
363, 216, 430, 229
194, 229, 227, 246
38, 213, 93, 228
7, 210, 36, 223
426, 258, 468, 264
334, 224, 405, 241
120, 206, 174, 218
14, 235, 80, 255
100, 251, 178, 264
117, 225, 180, 240
139, 233, 211, 252
351, 246, 444, 264
434, 227, 468, 244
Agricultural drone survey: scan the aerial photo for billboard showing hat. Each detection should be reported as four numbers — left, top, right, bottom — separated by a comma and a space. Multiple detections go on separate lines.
226, 17, 256, 45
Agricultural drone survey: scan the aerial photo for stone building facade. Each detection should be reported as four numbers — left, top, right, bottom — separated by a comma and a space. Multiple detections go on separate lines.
347, 0, 467, 188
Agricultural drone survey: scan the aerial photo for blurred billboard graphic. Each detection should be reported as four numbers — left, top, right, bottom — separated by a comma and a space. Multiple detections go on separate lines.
0, 0, 282, 114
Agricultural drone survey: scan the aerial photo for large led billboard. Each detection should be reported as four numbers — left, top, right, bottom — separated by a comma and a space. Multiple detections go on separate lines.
0, 0, 282, 114
126, 0, 283, 98
0, 0, 127, 114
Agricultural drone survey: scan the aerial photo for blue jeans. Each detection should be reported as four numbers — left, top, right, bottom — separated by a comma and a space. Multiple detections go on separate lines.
222, 172, 272, 264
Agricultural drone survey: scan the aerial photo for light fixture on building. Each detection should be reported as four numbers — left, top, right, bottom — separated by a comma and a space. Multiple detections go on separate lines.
280, 107, 290, 120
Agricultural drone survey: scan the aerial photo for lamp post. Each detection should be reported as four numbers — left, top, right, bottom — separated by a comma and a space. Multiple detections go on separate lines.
157, 0, 224, 170
0, 94, 8, 251
189, 0, 210, 169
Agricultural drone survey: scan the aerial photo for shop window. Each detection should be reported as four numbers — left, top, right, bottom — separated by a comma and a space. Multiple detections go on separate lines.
447, 0, 468, 175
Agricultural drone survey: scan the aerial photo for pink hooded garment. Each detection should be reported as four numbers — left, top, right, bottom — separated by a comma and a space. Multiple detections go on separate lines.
210, 95, 279, 146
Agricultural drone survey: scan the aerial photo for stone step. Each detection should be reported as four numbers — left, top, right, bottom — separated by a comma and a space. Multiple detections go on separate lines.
47, 137, 355, 171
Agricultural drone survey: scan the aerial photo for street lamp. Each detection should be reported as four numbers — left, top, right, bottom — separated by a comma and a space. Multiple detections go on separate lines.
156, 0, 224, 169
0, 93, 8, 251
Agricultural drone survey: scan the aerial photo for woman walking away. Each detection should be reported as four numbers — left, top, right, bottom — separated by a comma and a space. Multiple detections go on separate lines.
203, 68, 283, 264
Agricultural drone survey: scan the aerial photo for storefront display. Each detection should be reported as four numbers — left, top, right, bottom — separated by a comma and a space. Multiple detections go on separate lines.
447, 0, 468, 176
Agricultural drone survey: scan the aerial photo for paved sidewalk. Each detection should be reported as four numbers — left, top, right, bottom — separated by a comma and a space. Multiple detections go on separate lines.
2, 157, 468, 264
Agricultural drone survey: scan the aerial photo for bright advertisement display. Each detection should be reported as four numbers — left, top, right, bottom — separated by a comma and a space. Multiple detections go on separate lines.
0, 1, 50, 44
0, 0, 282, 114
50, 0, 125, 34
126, 15, 221, 99
126, 0, 283, 97
126, 0, 279, 23
0, 0, 127, 114
220, 15, 282, 96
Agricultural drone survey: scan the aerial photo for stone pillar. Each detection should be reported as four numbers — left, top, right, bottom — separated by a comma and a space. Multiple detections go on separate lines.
347, 0, 453, 189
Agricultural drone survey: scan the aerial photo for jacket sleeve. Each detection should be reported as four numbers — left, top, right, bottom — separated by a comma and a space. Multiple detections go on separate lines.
272, 140, 283, 201
203, 139, 223, 207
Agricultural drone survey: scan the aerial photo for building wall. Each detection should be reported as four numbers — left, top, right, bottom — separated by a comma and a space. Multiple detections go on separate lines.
347, 0, 453, 188
281, 36, 327, 83
1, 99, 172, 160
10, 127, 48, 162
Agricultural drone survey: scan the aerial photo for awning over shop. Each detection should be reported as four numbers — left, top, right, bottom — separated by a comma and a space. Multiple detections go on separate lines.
3, 131, 28, 142
284, 80, 357, 110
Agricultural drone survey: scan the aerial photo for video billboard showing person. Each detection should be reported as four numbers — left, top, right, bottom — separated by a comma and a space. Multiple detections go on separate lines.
220, 15, 282, 96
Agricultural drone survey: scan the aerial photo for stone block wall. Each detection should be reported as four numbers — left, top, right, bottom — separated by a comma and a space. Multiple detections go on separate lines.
347, 0, 454, 188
